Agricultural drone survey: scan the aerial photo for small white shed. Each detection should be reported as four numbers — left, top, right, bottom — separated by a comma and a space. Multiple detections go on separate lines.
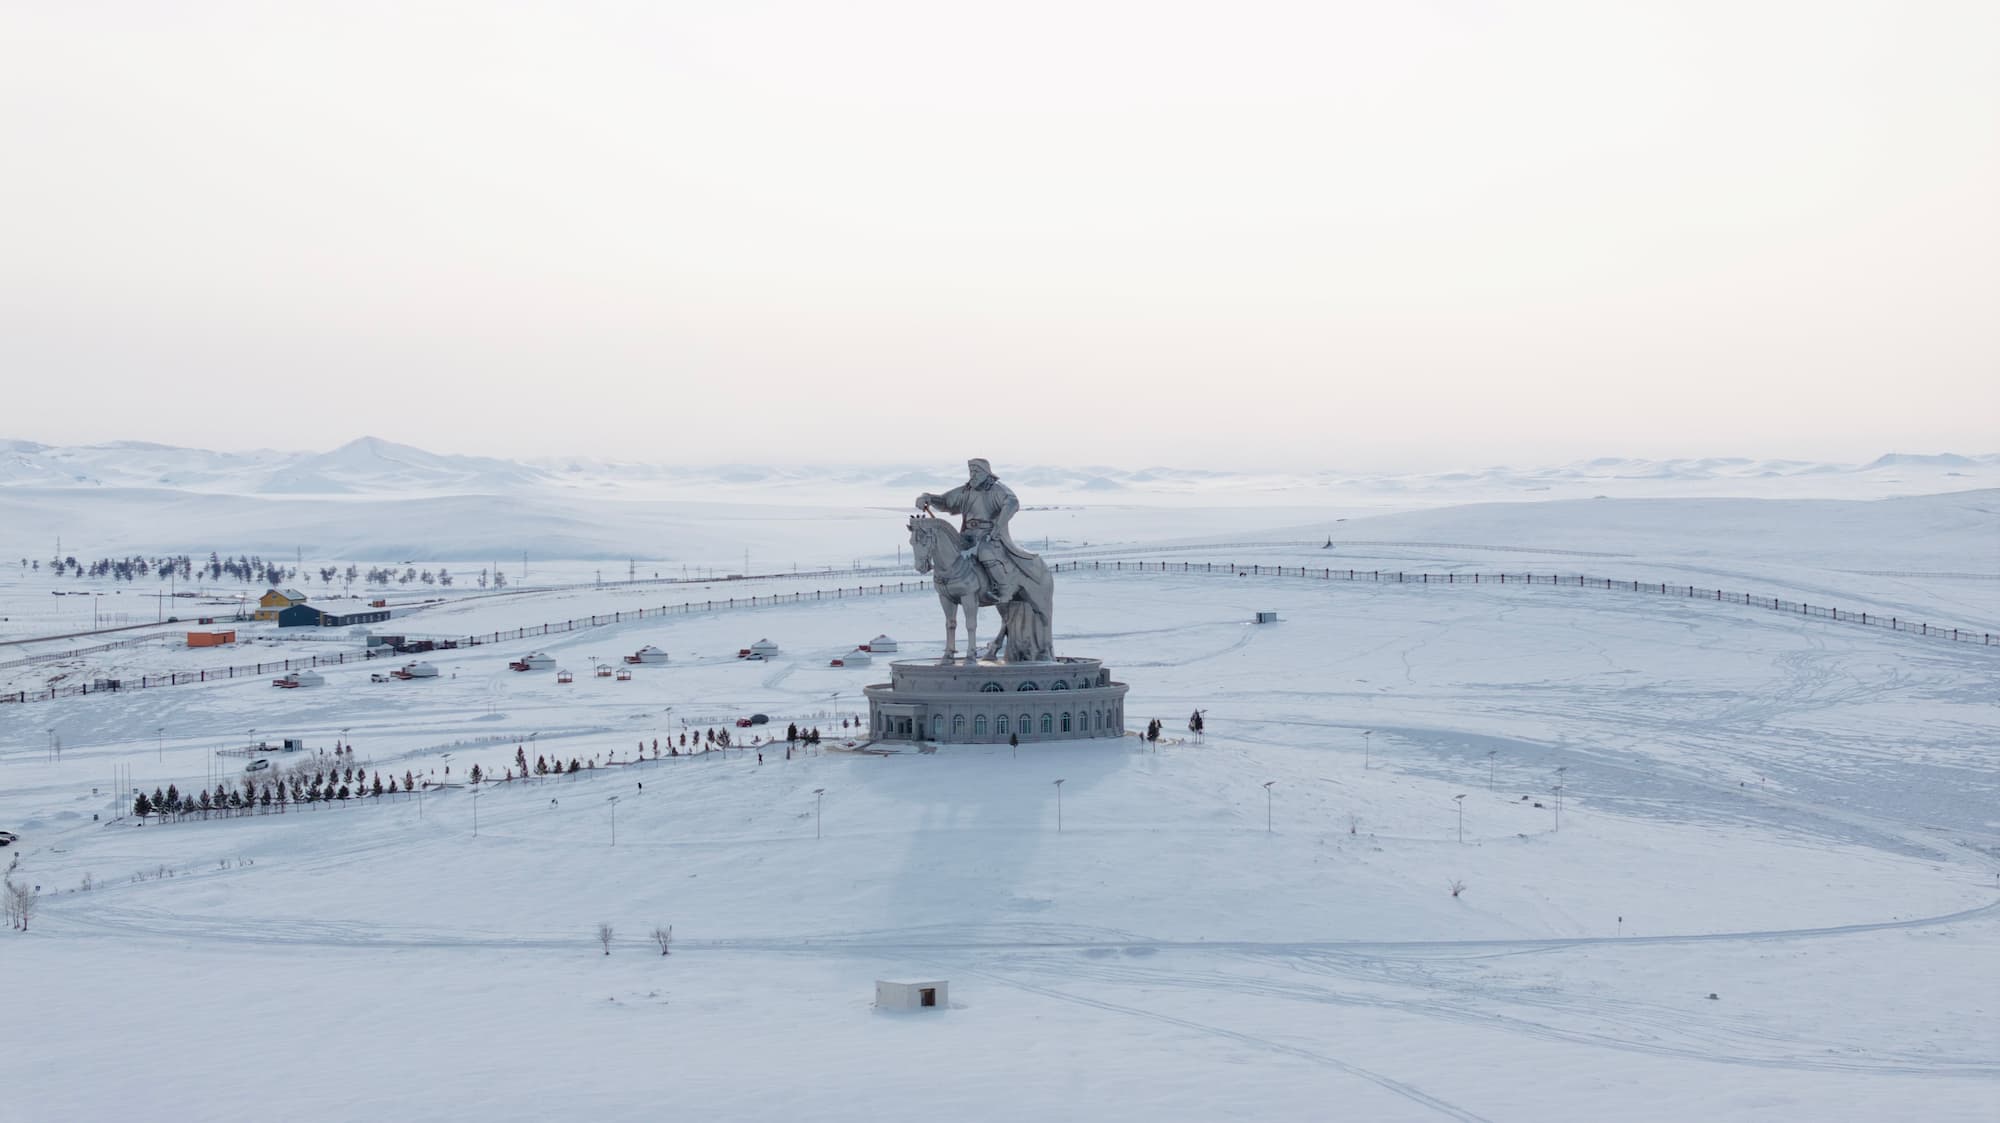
1254, 611, 1280, 624
876, 979, 947, 1011
868, 634, 898, 653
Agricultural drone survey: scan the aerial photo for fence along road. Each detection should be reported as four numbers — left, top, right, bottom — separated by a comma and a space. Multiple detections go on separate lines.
1, 580, 936, 704
1072, 559, 1996, 648
4, 560, 1992, 706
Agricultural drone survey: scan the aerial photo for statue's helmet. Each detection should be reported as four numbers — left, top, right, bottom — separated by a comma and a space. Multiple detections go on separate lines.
967, 458, 992, 476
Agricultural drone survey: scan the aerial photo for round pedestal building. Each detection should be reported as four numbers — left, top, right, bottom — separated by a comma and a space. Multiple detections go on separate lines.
865, 657, 1128, 744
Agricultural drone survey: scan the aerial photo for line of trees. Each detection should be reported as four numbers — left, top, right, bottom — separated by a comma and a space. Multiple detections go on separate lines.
23, 555, 467, 589
130, 765, 428, 821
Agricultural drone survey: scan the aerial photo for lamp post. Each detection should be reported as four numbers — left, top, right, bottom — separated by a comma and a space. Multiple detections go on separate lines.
1262, 781, 1275, 833
471, 788, 482, 837
1362, 730, 1372, 769
156, 726, 165, 762
1053, 779, 1066, 833
1454, 793, 1466, 844
607, 795, 619, 846
813, 788, 825, 839
1551, 784, 1563, 832
1486, 750, 1497, 790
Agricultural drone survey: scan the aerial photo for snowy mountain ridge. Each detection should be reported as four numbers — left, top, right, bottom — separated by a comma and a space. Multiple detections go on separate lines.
4, 436, 1997, 502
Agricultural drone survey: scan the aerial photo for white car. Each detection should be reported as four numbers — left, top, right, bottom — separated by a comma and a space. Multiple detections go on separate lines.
245, 759, 271, 773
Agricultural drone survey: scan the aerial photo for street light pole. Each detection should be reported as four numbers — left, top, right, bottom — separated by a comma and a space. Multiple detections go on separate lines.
814, 788, 825, 839
1362, 730, 1372, 769
1053, 779, 1066, 832
157, 726, 165, 762
1454, 794, 1466, 843
1262, 781, 1275, 832
472, 789, 482, 837
1486, 750, 1497, 790
607, 795, 619, 846
1552, 784, 1563, 832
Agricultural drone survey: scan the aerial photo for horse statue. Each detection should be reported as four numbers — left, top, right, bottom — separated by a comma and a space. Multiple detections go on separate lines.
907, 514, 1055, 662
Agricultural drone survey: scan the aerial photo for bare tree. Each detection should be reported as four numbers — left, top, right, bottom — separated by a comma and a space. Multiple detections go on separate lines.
1448, 879, 1467, 898
650, 924, 673, 956
597, 922, 615, 955
5, 879, 36, 932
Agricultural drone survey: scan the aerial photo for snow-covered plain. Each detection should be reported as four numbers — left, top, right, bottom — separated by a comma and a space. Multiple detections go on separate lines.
2, 459, 1998, 1122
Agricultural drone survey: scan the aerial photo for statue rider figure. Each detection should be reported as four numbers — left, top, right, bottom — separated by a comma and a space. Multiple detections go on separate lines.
916, 459, 1032, 606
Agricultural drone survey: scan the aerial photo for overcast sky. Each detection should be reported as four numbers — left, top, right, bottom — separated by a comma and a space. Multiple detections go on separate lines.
2, 1, 1994, 470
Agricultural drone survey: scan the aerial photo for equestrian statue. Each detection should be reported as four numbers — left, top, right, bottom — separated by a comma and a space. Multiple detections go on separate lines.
909, 458, 1055, 663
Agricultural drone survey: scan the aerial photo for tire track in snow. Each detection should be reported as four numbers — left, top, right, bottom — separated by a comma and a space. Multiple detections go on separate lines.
944, 960, 1498, 1123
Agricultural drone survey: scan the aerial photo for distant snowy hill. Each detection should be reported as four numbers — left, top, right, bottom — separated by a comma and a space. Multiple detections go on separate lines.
255, 436, 546, 495
1, 436, 1996, 508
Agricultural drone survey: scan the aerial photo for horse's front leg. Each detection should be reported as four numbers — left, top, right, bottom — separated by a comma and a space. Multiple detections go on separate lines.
963, 602, 978, 664
940, 591, 957, 660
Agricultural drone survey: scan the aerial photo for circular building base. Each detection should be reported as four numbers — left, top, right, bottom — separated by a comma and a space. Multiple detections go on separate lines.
864, 657, 1129, 744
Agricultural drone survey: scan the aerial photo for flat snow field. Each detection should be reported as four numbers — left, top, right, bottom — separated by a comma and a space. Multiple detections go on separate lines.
3, 527, 1998, 1121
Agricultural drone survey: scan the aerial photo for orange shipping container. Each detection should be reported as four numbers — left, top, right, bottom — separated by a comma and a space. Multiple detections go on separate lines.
187, 630, 236, 647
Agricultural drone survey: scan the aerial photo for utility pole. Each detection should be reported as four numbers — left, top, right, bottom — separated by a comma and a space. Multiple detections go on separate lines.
1552, 784, 1563, 832
607, 795, 619, 846
1454, 794, 1466, 843
813, 788, 825, 839
1053, 779, 1066, 832
1262, 781, 1275, 832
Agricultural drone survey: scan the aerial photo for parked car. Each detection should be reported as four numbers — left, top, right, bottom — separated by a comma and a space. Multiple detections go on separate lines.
370, 673, 391, 683
0, 830, 19, 845
749, 713, 770, 725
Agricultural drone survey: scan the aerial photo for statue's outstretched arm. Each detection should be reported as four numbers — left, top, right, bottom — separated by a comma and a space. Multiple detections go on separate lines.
920, 486, 964, 513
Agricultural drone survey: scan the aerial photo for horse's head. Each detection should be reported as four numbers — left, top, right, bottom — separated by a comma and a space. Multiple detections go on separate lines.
907, 515, 934, 574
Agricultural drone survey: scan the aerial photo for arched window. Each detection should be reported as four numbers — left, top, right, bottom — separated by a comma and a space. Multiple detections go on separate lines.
974, 714, 988, 735
1040, 713, 1053, 734
1060, 712, 1072, 732
952, 714, 966, 737
1019, 713, 1032, 736
995, 713, 1009, 734
1016, 681, 1039, 692
931, 715, 943, 739
1051, 680, 1069, 691
980, 682, 1004, 693
1094, 710, 1103, 730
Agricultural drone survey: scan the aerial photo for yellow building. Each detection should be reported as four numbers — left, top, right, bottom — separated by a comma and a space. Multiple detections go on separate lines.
252, 588, 307, 622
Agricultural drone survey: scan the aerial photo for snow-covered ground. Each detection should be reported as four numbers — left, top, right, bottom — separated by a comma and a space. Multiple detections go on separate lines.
3, 479, 1997, 1122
